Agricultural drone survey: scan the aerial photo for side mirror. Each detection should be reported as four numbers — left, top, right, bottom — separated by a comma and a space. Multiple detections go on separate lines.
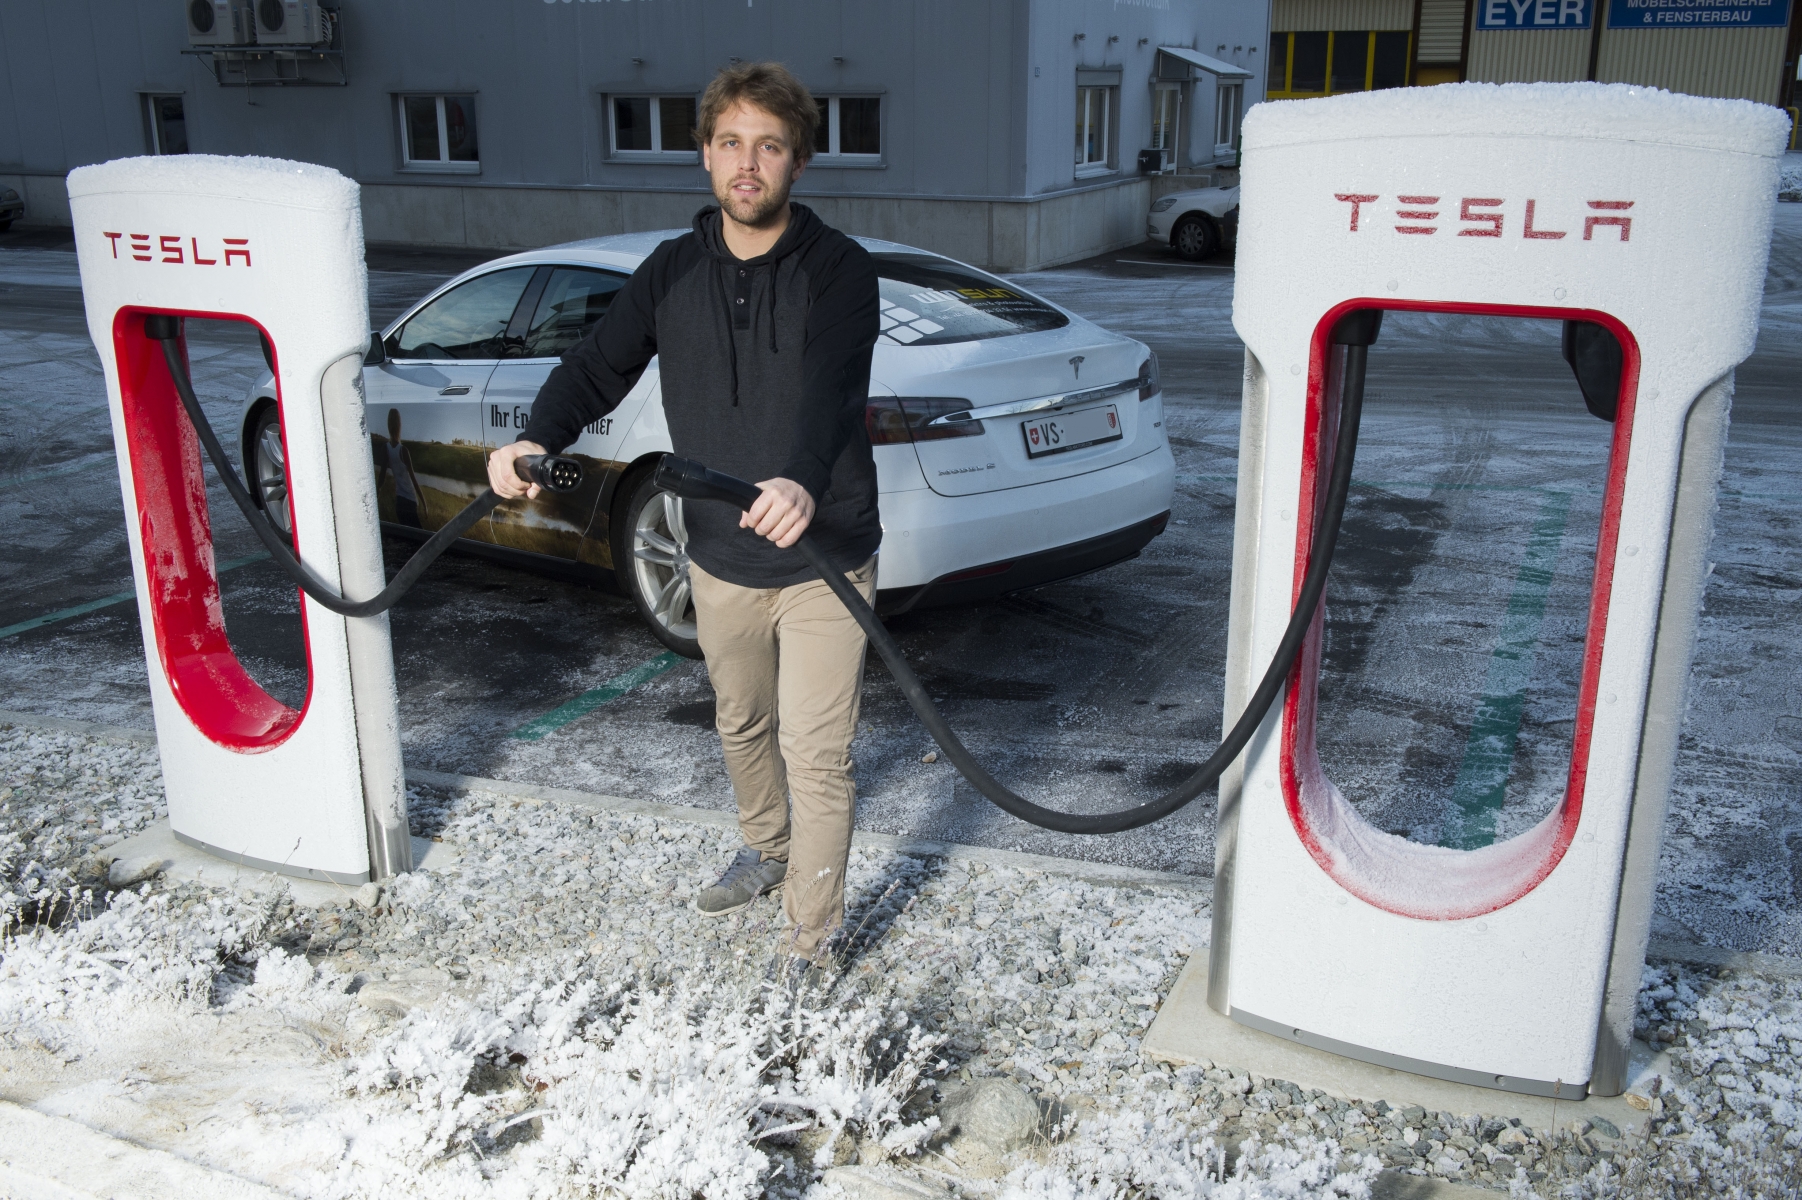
364, 331, 386, 366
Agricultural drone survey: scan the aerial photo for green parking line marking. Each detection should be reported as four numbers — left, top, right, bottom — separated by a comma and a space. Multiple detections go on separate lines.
1440, 490, 1574, 850
508, 651, 685, 741
0, 553, 271, 640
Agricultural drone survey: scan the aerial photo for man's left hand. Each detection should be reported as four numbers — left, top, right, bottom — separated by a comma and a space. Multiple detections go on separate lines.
742, 477, 815, 548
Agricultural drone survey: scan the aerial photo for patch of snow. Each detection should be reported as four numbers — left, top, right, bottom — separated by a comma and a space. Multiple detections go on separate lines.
3, 727, 1799, 1196
1244, 83, 1792, 160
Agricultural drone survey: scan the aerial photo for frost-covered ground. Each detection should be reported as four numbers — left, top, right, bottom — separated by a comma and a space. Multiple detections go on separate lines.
3, 723, 1799, 1198
1779, 156, 1802, 197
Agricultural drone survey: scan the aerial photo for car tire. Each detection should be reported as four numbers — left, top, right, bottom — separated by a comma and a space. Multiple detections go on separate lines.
1171, 214, 1220, 262
611, 466, 703, 660
247, 405, 295, 541
0, 220, 12, 233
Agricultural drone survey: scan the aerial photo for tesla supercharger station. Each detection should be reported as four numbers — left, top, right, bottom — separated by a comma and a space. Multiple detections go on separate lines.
1209, 86, 1788, 1097
68, 155, 409, 885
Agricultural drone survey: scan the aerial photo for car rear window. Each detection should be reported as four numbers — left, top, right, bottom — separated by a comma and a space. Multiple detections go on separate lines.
871, 253, 1069, 347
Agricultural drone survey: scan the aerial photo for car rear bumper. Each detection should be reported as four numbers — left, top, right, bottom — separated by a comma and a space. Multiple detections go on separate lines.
877, 508, 1171, 615
873, 442, 1174, 609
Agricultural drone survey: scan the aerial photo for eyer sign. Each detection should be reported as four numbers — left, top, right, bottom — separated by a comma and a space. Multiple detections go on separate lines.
1478, 0, 1595, 27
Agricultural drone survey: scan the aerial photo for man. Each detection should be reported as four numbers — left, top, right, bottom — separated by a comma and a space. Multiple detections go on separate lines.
487, 62, 881, 970
377, 408, 425, 528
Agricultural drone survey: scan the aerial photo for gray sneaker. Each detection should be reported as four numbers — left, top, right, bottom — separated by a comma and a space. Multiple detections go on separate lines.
694, 846, 786, 917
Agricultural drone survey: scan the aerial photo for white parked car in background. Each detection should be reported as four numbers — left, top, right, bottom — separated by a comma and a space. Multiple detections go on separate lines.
239, 234, 1175, 657
1147, 185, 1239, 261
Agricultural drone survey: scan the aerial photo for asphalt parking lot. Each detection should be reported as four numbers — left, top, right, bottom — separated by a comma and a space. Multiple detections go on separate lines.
2, 212, 1798, 954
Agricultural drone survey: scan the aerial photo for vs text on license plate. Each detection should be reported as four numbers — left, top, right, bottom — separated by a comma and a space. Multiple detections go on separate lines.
1021, 404, 1122, 458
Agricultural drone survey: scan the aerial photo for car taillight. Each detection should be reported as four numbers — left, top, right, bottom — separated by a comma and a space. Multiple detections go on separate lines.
1138, 352, 1161, 400
865, 397, 985, 444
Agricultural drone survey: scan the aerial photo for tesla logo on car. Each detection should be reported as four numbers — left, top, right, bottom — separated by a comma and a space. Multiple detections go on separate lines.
1332, 195, 1633, 241
1069, 355, 1085, 379
102, 232, 252, 265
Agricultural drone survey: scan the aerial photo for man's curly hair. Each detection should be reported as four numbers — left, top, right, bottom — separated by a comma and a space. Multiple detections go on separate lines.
695, 62, 819, 161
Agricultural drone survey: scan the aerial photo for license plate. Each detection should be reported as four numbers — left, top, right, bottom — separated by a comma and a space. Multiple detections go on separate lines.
1021, 404, 1122, 458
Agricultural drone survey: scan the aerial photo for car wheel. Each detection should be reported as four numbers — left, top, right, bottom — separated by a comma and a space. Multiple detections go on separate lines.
1171, 214, 1220, 262
0, 220, 12, 233
248, 406, 295, 541
612, 467, 703, 660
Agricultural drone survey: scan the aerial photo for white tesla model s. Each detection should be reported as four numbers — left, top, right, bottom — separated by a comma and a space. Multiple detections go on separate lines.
239, 232, 1175, 657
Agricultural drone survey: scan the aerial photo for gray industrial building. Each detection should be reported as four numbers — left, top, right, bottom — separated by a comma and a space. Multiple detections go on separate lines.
0, 0, 1270, 270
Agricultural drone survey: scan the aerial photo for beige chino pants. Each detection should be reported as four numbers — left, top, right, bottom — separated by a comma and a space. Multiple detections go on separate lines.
690, 555, 877, 960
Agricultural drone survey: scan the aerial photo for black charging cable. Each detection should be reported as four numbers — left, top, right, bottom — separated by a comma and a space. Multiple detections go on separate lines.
656, 310, 1380, 835
145, 314, 583, 619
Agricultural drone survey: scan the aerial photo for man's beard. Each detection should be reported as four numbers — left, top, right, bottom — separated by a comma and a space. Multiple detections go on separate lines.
715, 173, 791, 229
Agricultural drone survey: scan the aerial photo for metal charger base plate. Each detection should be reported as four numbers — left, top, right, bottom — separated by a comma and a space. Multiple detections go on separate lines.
1144, 954, 1666, 1137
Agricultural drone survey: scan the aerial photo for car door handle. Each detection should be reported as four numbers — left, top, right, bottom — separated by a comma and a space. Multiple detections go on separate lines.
439, 385, 471, 396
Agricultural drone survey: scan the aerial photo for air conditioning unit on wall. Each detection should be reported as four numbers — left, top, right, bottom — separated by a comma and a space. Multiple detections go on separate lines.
253, 0, 328, 46
186, 0, 254, 46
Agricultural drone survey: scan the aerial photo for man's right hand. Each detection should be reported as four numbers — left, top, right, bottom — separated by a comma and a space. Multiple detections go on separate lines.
487, 440, 548, 500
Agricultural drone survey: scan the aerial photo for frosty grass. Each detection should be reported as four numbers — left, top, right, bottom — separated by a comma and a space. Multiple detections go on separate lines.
2, 722, 1799, 1198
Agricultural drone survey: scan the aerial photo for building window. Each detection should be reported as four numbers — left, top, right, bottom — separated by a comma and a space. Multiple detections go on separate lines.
1214, 83, 1242, 157
811, 96, 881, 160
145, 95, 188, 155
1267, 30, 1412, 98
611, 95, 699, 158
1150, 84, 1181, 163
1371, 32, 1411, 89
399, 95, 479, 172
1075, 85, 1112, 175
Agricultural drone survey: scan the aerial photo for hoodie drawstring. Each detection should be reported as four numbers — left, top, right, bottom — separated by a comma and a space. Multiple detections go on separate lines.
713, 266, 740, 406
767, 260, 780, 355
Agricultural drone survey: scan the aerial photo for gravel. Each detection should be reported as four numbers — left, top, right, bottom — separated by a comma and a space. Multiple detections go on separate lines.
3, 721, 1800, 1197
0, 725, 162, 931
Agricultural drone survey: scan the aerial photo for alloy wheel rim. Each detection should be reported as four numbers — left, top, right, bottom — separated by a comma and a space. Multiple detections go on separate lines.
632, 490, 697, 641
255, 422, 293, 535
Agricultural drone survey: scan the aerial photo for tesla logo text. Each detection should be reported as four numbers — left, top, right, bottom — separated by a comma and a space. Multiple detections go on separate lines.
1333, 195, 1633, 241
103, 233, 251, 265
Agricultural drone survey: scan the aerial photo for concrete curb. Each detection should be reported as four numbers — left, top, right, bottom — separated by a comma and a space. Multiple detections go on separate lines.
1370, 1174, 1495, 1200
0, 1100, 292, 1199
7, 709, 1800, 980
0, 708, 156, 746
406, 767, 1213, 896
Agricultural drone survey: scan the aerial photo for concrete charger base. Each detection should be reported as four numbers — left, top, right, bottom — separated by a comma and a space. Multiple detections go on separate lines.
98, 819, 459, 907
1144, 955, 1669, 1140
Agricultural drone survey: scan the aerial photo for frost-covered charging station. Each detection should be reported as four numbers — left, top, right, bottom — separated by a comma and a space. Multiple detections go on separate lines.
67, 156, 409, 887
1210, 85, 1790, 1098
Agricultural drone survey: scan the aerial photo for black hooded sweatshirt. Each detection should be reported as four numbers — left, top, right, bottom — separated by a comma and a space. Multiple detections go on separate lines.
521, 204, 882, 589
